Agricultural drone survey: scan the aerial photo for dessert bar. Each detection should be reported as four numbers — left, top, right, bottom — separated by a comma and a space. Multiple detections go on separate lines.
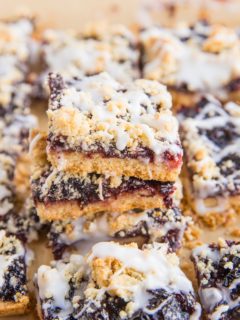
49, 206, 190, 259
47, 72, 182, 181
192, 239, 240, 320
36, 242, 201, 319
180, 95, 240, 224
141, 21, 240, 109
0, 230, 29, 316
36, 23, 140, 97
31, 131, 178, 221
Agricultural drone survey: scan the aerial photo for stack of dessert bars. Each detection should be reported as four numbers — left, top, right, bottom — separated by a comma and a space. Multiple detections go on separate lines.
30, 24, 190, 259
34, 21, 240, 320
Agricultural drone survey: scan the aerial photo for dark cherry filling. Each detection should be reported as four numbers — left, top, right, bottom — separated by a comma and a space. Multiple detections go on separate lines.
48, 134, 182, 166
74, 290, 198, 320
0, 257, 27, 302
32, 170, 175, 208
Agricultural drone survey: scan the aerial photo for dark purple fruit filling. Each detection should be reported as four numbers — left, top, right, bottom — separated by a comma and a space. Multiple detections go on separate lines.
0, 257, 27, 302
74, 290, 198, 320
32, 171, 175, 208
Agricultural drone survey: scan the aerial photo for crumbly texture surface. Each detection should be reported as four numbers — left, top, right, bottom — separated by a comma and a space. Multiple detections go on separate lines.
180, 96, 240, 217
0, 230, 29, 316
192, 239, 240, 320
141, 21, 240, 99
36, 23, 140, 97
31, 131, 176, 220
36, 242, 201, 320
47, 72, 182, 181
49, 207, 190, 259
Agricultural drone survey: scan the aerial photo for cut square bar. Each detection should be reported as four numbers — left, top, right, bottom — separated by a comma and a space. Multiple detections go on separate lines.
141, 21, 240, 109
0, 230, 29, 316
36, 242, 201, 320
180, 95, 240, 226
47, 72, 182, 181
192, 239, 240, 320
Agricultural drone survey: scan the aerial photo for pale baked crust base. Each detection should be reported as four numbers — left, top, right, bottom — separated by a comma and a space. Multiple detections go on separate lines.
0, 295, 29, 316
47, 149, 181, 181
182, 165, 239, 228
35, 193, 169, 221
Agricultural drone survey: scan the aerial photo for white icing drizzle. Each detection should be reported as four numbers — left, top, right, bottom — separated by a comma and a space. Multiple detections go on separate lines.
141, 23, 240, 95
0, 18, 33, 61
192, 242, 240, 319
41, 24, 139, 88
87, 242, 196, 314
49, 72, 182, 159
0, 230, 25, 288
181, 96, 240, 200
37, 254, 85, 319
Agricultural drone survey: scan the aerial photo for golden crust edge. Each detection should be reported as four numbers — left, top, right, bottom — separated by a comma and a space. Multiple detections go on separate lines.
0, 295, 30, 316
47, 148, 181, 182
35, 194, 168, 221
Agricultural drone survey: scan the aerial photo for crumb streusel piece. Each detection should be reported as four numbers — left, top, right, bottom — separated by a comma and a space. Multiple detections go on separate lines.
36, 242, 201, 320
31, 131, 179, 221
35, 23, 140, 97
141, 21, 240, 108
180, 95, 240, 222
192, 239, 240, 320
47, 72, 182, 181
0, 230, 29, 316
49, 207, 190, 259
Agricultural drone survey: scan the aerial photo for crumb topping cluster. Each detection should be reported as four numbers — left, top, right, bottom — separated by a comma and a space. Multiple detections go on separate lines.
192, 239, 240, 319
181, 96, 240, 199
48, 72, 182, 160
141, 21, 240, 94
37, 242, 201, 319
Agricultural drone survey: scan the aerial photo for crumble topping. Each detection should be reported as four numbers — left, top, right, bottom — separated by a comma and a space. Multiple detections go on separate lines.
181, 95, 240, 200
36, 243, 201, 319
192, 240, 240, 319
0, 18, 33, 61
48, 72, 182, 161
0, 230, 27, 302
141, 21, 240, 95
